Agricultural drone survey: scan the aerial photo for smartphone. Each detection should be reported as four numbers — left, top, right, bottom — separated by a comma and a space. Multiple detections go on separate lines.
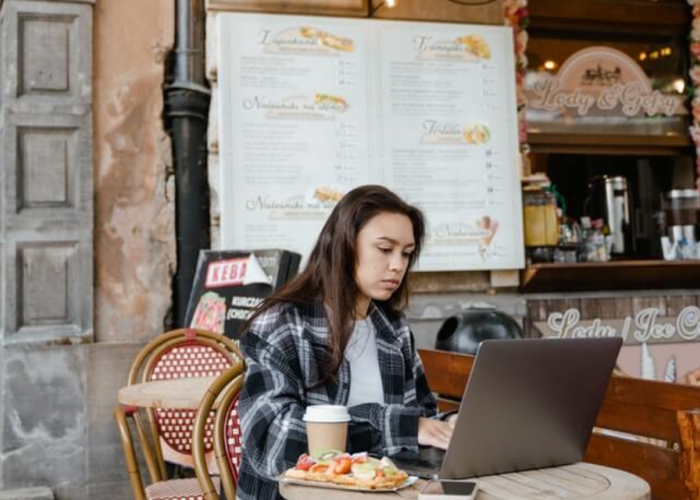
418, 479, 479, 500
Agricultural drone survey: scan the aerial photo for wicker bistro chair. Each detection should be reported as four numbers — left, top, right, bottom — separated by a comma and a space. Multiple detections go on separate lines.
193, 362, 246, 500
114, 328, 243, 500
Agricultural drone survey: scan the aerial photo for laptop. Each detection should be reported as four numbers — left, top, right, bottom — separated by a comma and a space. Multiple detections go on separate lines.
391, 337, 623, 479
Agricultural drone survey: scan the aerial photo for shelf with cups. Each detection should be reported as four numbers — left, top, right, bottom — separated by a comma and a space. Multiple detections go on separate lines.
520, 185, 700, 293
520, 259, 700, 293
521, 154, 700, 294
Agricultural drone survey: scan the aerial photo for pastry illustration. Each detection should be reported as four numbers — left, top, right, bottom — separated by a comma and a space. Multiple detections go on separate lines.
321, 34, 354, 52
456, 35, 491, 59
313, 186, 345, 203
462, 124, 491, 144
314, 93, 349, 110
300, 26, 322, 39
300, 26, 354, 52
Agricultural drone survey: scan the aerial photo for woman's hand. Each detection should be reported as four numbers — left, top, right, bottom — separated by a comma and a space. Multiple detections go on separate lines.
418, 417, 454, 450
447, 413, 459, 428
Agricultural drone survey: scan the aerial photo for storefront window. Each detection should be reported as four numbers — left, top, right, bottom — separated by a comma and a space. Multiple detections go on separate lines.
525, 32, 689, 136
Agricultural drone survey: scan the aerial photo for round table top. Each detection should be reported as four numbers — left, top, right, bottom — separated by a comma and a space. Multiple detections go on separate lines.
118, 376, 218, 409
279, 462, 650, 500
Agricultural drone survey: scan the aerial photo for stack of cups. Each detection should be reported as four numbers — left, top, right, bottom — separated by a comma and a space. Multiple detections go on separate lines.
303, 405, 350, 455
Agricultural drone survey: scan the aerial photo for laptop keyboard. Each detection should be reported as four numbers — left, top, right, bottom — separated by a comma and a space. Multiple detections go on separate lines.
390, 448, 446, 478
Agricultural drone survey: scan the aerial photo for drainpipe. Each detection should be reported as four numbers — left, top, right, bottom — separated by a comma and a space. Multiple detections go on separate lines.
166, 0, 211, 327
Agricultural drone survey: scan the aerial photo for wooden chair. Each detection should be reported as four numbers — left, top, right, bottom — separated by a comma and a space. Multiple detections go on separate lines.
114, 328, 243, 500
419, 348, 700, 500
193, 361, 246, 500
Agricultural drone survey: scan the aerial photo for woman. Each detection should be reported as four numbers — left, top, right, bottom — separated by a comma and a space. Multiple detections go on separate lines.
237, 185, 455, 500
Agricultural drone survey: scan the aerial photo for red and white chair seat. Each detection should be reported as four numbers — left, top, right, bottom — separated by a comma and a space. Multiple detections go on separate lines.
150, 342, 233, 468
145, 476, 221, 500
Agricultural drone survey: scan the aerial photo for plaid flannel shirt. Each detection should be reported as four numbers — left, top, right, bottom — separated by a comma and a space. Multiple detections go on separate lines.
236, 300, 442, 500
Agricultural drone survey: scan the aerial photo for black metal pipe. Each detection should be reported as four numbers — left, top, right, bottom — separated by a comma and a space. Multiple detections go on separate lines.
166, 0, 211, 327
174, 0, 206, 86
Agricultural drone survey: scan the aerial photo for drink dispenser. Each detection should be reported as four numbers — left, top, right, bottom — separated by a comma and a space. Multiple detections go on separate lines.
523, 186, 559, 262
587, 176, 631, 255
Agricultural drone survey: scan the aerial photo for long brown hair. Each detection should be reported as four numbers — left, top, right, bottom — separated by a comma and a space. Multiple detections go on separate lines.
244, 185, 425, 382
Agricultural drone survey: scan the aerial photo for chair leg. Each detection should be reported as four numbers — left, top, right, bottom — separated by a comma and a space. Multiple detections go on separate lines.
147, 410, 168, 479
215, 448, 236, 500
133, 411, 163, 483
114, 406, 147, 500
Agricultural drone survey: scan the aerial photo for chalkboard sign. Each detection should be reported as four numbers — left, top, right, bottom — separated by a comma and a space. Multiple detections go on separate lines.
184, 249, 301, 339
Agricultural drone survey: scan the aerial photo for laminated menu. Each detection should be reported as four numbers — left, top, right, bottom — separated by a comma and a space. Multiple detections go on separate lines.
217, 13, 524, 271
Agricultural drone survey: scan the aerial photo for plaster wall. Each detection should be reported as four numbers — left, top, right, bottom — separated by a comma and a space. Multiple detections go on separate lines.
94, 0, 177, 343
1, 0, 176, 497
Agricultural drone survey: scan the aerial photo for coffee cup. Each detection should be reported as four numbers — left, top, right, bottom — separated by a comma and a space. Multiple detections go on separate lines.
303, 405, 350, 456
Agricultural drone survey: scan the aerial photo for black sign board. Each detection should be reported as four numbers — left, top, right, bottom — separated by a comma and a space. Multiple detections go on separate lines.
184, 249, 301, 339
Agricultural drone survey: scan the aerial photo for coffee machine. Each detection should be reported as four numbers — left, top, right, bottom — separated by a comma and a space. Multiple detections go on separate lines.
586, 176, 632, 255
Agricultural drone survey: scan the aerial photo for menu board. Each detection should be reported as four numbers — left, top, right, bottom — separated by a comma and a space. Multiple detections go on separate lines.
217, 13, 524, 271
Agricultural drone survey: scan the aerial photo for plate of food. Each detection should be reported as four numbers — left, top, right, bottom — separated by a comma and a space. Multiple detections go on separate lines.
281, 450, 418, 492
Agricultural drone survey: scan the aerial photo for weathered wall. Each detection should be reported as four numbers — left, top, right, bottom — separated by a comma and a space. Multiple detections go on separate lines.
94, 0, 176, 343
0, 0, 95, 497
86, 0, 177, 497
0, 0, 175, 498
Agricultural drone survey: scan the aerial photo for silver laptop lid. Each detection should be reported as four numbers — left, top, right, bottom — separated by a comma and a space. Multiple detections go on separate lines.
440, 337, 622, 479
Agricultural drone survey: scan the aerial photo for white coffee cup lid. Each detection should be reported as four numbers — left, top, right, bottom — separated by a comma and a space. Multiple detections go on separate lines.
303, 405, 351, 423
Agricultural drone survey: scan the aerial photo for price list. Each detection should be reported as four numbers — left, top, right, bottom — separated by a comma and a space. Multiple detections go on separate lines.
218, 13, 524, 270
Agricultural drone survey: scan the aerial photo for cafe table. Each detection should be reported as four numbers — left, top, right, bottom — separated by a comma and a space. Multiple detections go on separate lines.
279, 462, 650, 500
118, 376, 218, 409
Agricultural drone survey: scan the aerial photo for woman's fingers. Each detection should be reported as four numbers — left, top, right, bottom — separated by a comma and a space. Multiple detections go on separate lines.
435, 424, 452, 441
447, 413, 458, 428
418, 417, 454, 450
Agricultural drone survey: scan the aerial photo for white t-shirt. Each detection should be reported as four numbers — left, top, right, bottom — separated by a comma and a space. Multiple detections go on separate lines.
345, 319, 385, 406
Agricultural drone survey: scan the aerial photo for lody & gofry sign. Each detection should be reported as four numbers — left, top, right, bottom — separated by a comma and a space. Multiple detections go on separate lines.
526, 46, 686, 119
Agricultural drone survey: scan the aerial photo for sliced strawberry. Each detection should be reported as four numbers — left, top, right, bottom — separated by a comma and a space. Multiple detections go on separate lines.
309, 463, 330, 474
351, 453, 369, 465
295, 454, 315, 471
332, 457, 352, 475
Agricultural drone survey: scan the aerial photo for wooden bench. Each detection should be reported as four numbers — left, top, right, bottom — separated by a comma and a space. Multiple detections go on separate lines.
419, 348, 700, 500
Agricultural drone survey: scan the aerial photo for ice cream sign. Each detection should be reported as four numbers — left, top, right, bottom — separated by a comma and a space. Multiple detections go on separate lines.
527, 47, 686, 118
534, 307, 700, 345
